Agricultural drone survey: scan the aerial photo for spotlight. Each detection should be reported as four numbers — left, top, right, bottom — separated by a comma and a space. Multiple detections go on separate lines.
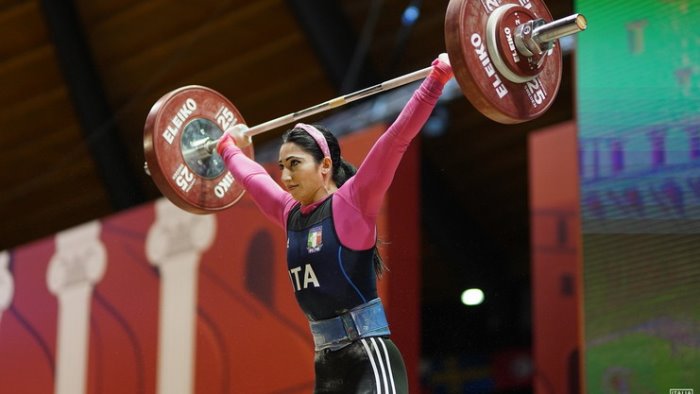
401, 5, 420, 26
461, 288, 485, 306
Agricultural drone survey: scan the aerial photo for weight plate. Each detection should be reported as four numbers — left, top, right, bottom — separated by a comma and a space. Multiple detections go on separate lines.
144, 85, 253, 214
445, 0, 562, 124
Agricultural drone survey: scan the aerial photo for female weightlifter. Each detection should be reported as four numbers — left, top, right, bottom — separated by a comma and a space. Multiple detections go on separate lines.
216, 54, 453, 394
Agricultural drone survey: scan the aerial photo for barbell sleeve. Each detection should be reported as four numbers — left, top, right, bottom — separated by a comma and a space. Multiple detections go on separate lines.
533, 13, 588, 46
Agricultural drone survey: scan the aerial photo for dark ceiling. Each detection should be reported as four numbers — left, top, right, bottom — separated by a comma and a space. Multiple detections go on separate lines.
1, 0, 576, 357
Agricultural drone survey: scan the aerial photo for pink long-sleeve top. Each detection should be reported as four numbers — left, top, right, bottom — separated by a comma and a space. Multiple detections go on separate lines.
218, 73, 447, 250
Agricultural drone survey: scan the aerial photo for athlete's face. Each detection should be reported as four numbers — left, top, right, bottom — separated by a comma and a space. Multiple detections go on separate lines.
278, 142, 332, 205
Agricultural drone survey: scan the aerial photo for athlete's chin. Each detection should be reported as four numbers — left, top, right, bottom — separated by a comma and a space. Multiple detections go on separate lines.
289, 189, 308, 204
295, 194, 315, 205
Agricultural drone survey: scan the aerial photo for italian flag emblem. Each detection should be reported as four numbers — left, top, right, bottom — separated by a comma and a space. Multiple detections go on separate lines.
307, 226, 323, 253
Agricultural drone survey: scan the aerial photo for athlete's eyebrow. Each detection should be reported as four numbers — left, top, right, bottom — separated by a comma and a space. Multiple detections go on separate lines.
278, 155, 303, 164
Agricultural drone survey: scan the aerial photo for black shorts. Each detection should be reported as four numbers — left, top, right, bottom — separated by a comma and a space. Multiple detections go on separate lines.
313, 336, 408, 394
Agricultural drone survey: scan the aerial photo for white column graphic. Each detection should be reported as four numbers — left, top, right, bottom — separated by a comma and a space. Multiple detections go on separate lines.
46, 221, 106, 394
146, 199, 216, 394
0, 251, 14, 325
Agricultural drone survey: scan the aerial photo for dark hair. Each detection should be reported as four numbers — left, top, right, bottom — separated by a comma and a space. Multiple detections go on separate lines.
282, 124, 387, 277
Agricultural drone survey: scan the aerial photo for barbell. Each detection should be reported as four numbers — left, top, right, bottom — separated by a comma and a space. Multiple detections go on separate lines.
144, 0, 587, 214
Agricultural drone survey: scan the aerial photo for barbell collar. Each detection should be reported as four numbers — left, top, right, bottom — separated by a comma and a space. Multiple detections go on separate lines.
520, 13, 588, 56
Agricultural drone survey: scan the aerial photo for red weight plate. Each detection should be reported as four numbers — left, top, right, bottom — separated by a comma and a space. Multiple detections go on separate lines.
144, 86, 254, 214
445, 0, 562, 124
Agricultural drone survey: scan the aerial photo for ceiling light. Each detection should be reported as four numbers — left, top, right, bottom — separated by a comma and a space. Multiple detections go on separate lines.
461, 288, 485, 306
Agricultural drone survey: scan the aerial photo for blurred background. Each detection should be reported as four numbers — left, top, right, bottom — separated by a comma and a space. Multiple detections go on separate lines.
1, 0, 699, 393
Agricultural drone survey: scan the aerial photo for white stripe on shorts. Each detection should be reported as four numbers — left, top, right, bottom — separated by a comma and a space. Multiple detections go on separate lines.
376, 338, 397, 394
361, 338, 382, 393
370, 338, 390, 394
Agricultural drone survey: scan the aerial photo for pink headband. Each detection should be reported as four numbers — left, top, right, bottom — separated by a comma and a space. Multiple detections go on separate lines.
295, 123, 331, 158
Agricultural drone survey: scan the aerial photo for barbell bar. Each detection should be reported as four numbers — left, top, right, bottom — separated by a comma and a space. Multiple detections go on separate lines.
144, 0, 587, 214
180, 66, 435, 163
188, 10, 586, 160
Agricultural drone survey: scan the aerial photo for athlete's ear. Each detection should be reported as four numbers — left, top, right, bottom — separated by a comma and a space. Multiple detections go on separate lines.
321, 157, 332, 174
